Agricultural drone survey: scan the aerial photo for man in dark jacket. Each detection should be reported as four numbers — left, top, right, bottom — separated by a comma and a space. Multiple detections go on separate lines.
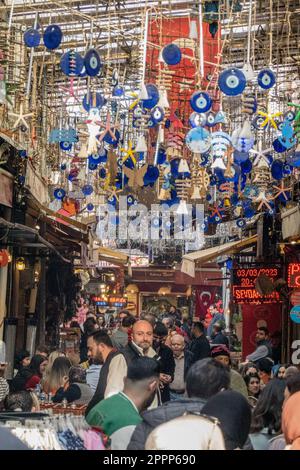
152, 322, 175, 403
169, 334, 194, 400
189, 321, 211, 364
211, 323, 229, 347
127, 358, 230, 450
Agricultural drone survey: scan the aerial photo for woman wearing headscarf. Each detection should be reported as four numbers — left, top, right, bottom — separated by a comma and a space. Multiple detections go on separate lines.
145, 414, 225, 450
202, 390, 252, 450
282, 390, 300, 450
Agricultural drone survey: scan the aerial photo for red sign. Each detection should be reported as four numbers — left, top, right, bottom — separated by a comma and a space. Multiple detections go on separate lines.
233, 286, 280, 304
232, 265, 282, 304
288, 263, 300, 288
291, 290, 300, 306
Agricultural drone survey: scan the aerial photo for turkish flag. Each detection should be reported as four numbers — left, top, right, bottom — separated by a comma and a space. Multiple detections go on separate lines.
195, 287, 218, 320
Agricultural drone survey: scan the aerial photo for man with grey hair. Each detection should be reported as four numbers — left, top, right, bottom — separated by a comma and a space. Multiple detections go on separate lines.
169, 334, 194, 400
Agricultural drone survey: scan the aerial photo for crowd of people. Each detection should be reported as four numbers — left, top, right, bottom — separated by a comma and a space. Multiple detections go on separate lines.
1, 303, 300, 450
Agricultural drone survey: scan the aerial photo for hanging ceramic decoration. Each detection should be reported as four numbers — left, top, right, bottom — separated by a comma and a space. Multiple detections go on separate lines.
236, 218, 246, 228
127, 195, 136, 206
231, 121, 254, 152
24, 28, 41, 47
240, 159, 252, 174
211, 157, 226, 170
190, 91, 212, 113
284, 110, 295, 122
60, 141, 72, 151
111, 69, 119, 86
60, 50, 84, 76
43, 24, 63, 50
206, 112, 215, 127
60, 163, 67, 171
186, 127, 211, 153
162, 43, 182, 65
82, 184, 94, 196
54, 188, 66, 200
214, 111, 226, 124
234, 150, 249, 163
99, 167, 106, 179
142, 84, 159, 109
89, 154, 101, 165
277, 120, 297, 150
87, 203, 94, 211
252, 114, 268, 130
144, 165, 159, 186
242, 93, 257, 115
257, 68, 276, 90
123, 165, 148, 189
271, 160, 284, 180
147, 117, 156, 128
113, 86, 124, 97
82, 92, 106, 112
151, 106, 165, 124
189, 112, 206, 128
89, 162, 97, 170
84, 48, 102, 77
218, 68, 246, 96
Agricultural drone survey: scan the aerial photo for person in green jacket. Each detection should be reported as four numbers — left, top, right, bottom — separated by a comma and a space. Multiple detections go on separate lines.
211, 345, 248, 398
86, 357, 160, 450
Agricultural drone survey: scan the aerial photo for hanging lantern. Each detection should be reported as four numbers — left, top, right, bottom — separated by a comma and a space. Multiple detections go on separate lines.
158, 285, 171, 296
125, 283, 139, 294
16, 257, 26, 271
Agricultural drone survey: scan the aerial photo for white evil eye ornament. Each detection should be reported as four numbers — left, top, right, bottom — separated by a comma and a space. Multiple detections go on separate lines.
54, 188, 66, 200
257, 68, 276, 90
127, 195, 135, 206
151, 106, 165, 123
252, 115, 268, 130
236, 218, 246, 228
190, 91, 212, 113
218, 68, 246, 96
189, 112, 206, 128
133, 106, 143, 118
84, 49, 102, 76
185, 127, 212, 153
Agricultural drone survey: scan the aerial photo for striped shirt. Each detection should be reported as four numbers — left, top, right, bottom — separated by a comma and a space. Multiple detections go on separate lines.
0, 377, 9, 401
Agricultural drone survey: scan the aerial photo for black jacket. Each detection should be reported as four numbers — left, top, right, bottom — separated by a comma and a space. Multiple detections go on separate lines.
155, 344, 175, 403
188, 334, 211, 364
183, 349, 194, 379
127, 398, 207, 450
211, 332, 229, 347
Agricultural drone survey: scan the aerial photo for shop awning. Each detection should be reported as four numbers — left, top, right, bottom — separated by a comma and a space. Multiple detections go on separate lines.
181, 235, 258, 277
98, 246, 129, 266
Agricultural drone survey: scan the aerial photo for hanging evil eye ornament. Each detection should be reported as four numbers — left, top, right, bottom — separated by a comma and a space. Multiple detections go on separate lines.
112, 86, 124, 97
103, 129, 120, 145
189, 112, 206, 128
60, 163, 67, 171
87, 203, 94, 211
186, 127, 211, 153
283, 162, 292, 176
240, 159, 252, 174
218, 68, 246, 96
190, 91, 212, 113
54, 188, 66, 200
244, 205, 255, 218
271, 160, 284, 180
236, 218, 246, 228
84, 48, 102, 77
206, 111, 215, 128
60, 50, 84, 76
252, 114, 268, 130
24, 28, 41, 47
284, 110, 295, 122
89, 154, 101, 166
88, 162, 97, 171
273, 138, 288, 154
81, 184, 94, 196
60, 141, 72, 151
151, 106, 165, 124
200, 153, 210, 166
144, 165, 159, 185
142, 84, 159, 109
82, 92, 106, 112
18, 150, 28, 159
162, 43, 182, 65
127, 195, 136, 206
43, 24, 63, 50
257, 68, 276, 90
233, 150, 249, 163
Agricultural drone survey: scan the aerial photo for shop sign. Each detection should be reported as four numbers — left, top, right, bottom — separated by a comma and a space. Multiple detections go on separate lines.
92, 296, 109, 307
109, 296, 127, 307
232, 264, 282, 304
288, 263, 300, 288
291, 290, 300, 306
290, 305, 300, 324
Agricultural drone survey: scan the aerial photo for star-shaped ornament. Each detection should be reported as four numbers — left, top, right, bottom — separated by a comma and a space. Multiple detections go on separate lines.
98, 112, 120, 142
9, 103, 34, 130
120, 141, 137, 165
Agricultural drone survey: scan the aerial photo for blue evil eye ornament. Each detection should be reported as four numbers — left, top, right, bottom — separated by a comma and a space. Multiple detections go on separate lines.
189, 112, 206, 128
218, 68, 246, 96
240, 159, 252, 174
236, 218, 246, 228
82, 93, 106, 112
144, 165, 159, 185
271, 160, 284, 180
283, 163, 292, 176
273, 139, 287, 153
257, 68, 276, 90
186, 127, 211, 153
24, 28, 41, 47
88, 162, 97, 171
113, 86, 124, 97
99, 168, 106, 179
60, 50, 84, 76
147, 117, 157, 128
81, 184, 93, 196
84, 49, 102, 76
60, 141, 72, 151
127, 195, 136, 206
190, 91, 212, 113
19, 150, 27, 159
244, 205, 255, 218
206, 111, 216, 127
103, 129, 120, 145
87, 203, 94, 211
162, 43, 182, 65
54, 188, 66, 200
151, 106, 165, 124
284, 110, 295, 122
252, 115, 268, 130
142, 84, 159, 109
43, 24, 62, 50
60, 163, 67, 171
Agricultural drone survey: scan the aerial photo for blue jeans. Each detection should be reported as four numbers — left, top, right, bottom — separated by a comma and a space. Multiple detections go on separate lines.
170, 390, 185, 401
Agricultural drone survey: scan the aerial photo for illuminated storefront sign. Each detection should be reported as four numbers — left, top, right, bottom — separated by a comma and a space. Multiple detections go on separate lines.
232, 265, 282, 304
92, 296, 127, 307
288, 263, 300, 288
